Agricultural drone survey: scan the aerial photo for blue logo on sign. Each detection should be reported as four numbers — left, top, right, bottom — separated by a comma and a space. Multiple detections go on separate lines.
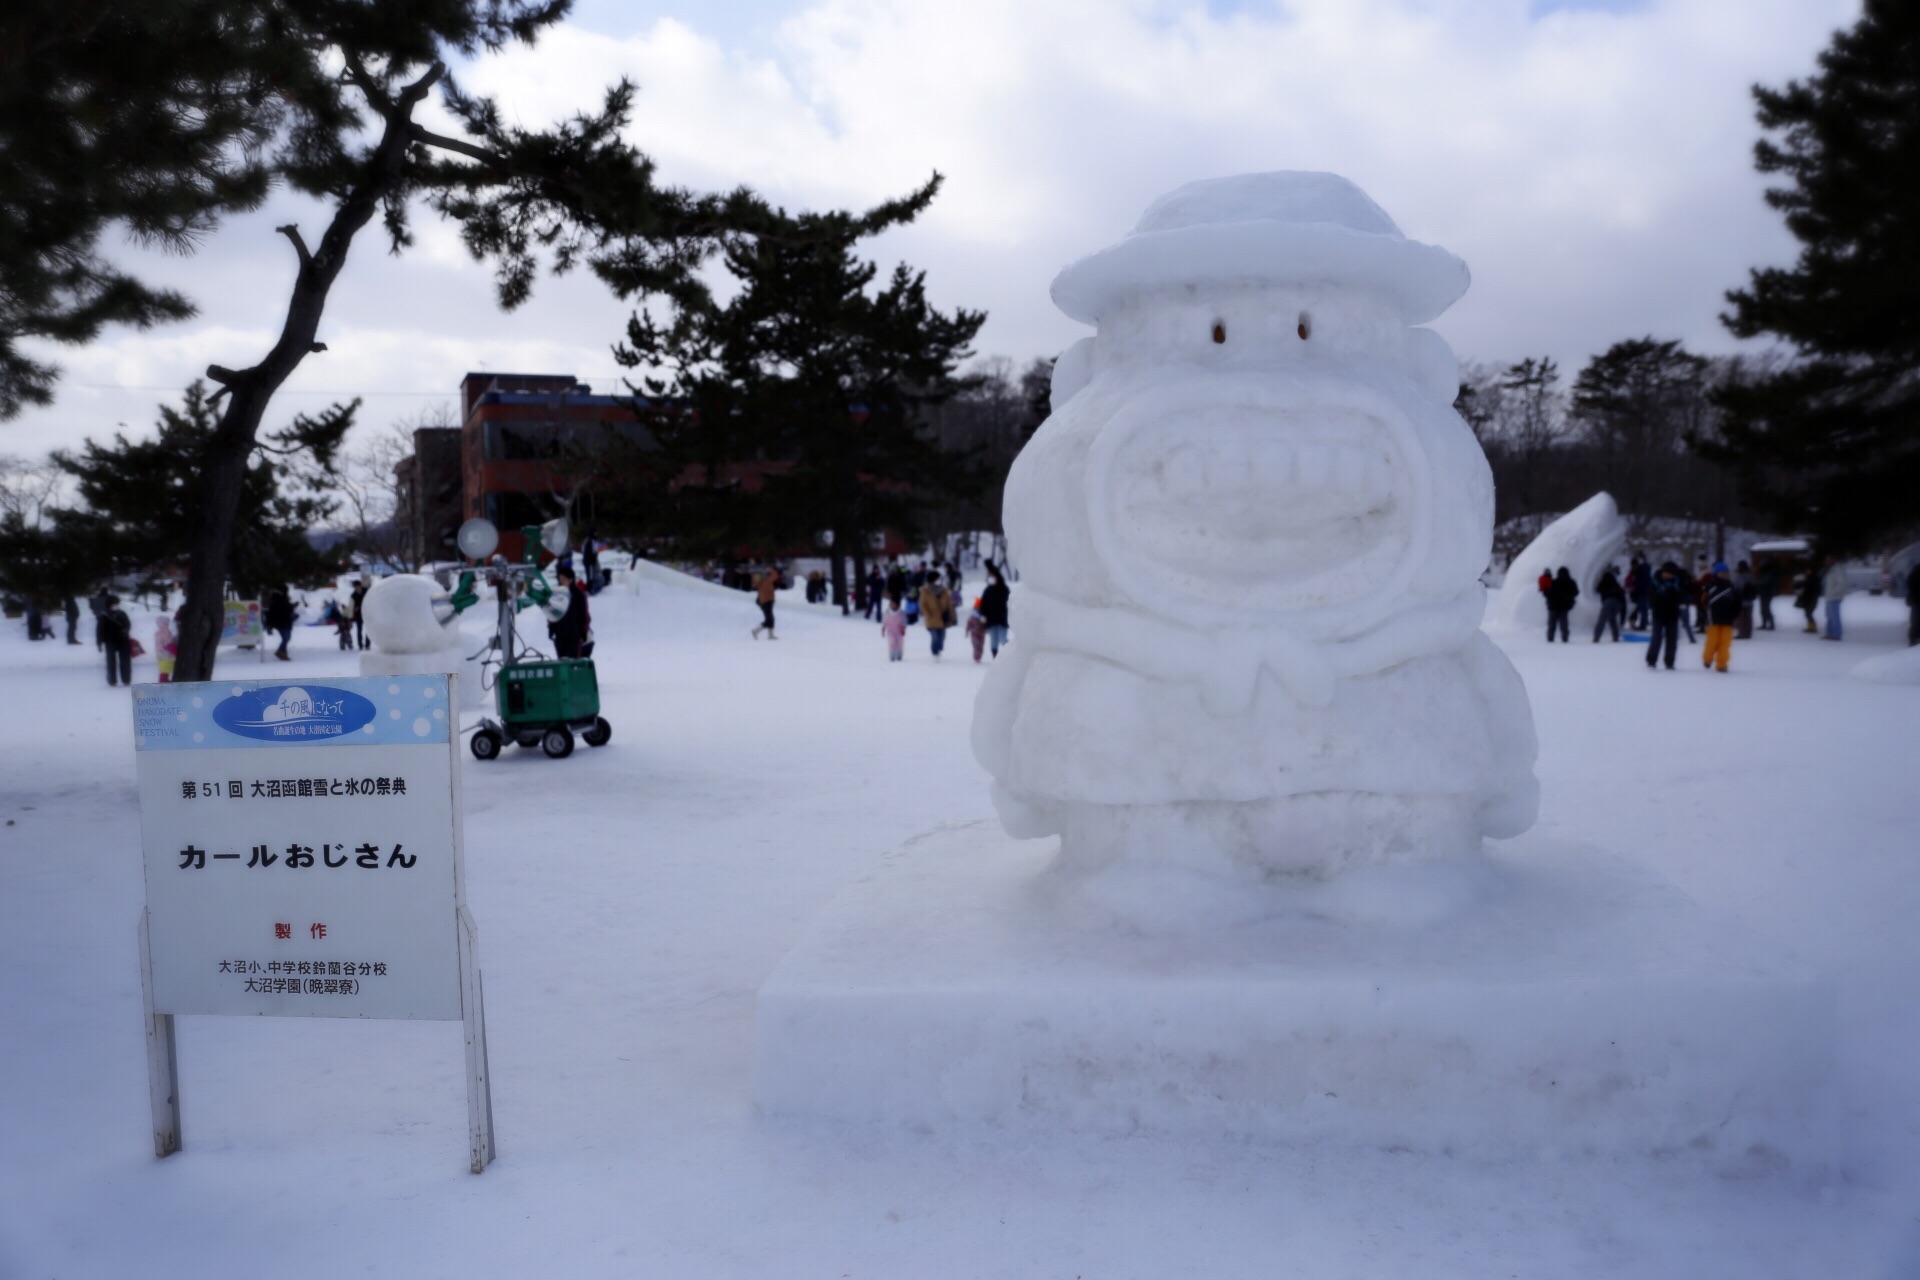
211, 685, 376, 742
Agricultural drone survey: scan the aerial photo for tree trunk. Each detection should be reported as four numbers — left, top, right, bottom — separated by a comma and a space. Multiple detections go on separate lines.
173, 66, 443, 682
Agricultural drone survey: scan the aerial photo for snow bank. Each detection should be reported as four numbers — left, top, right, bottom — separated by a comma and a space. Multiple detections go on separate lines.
619, 557, 846, 615
1849, 645, 1920, 684
1486, 492, 1629, 635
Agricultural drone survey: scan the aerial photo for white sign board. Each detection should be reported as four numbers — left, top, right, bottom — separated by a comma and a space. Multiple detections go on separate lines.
132, 675, 492, 1168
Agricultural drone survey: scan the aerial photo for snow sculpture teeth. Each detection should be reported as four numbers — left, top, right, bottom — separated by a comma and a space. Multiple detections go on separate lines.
971, 172, 1540, 888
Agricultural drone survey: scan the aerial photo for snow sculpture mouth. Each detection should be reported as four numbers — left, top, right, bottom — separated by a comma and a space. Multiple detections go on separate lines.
1085, 380, 1431, 630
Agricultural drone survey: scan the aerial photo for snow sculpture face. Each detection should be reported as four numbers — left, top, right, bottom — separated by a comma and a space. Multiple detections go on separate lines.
1011, 176, 1493, 640
973, 173, 1538, 890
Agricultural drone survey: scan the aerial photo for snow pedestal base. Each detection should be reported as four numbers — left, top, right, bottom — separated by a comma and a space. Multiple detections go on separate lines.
754, 823, 1831, 1158
360, 645, 483, 710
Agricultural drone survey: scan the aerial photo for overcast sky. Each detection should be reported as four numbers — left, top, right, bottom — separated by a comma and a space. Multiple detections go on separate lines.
4, 0, 1860, 460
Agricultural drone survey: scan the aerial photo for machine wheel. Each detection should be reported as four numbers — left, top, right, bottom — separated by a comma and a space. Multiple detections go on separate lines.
541, 725, 575, 759
470, 729, 502, 761
583, 717, 612, 747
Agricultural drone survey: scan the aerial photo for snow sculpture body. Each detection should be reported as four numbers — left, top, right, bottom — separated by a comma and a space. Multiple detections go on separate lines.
361, 573, 461, 655
360, 573, 483, 709
972, 172, 1539, 882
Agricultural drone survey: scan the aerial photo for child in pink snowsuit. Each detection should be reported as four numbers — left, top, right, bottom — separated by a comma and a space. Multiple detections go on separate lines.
881, 603, 907, 662
965, 605, 987, 662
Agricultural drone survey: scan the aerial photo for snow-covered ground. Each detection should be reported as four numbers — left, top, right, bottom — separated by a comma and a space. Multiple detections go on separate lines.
1, 580, 1915, 1277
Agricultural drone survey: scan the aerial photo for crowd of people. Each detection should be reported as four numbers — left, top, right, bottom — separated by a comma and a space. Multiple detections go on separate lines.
867, 558, 1010, 664
741, 555, 1013, 664
1533, 551, 1916, 672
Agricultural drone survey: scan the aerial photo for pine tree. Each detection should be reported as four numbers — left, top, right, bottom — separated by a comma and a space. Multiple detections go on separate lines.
5, 2, 800, 679
54, 383, 350, 591
1710, 0, 1920, 552
616, 179, 986, 610
0, 0, 278, 417
1572, 339, 1710, 521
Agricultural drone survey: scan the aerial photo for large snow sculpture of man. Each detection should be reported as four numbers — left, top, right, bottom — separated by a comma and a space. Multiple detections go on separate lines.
971, 172, 1538, 882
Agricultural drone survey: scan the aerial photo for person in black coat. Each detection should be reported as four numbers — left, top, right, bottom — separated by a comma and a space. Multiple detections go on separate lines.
99, 595, 133, 686
1907, 566, 1920, 647
1591, 566, 1625, 643
1645, 562, 1687, 670
264, 586, 296, 660
1544, 567, 1579, 642
979, 564, 1011, 658
350, 578, 371, 650
1755, 561, 1779, 631
547, 566, 589, 659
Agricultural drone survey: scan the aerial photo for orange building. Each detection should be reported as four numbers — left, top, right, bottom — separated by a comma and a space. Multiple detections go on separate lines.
459, 372, 652, 560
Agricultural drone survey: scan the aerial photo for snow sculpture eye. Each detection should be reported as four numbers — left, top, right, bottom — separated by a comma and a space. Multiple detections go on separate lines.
1211, 322, 1226, 344
1297, 313, 1311, 340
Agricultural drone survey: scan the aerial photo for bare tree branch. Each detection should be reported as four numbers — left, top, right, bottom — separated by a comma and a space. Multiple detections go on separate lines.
276, 223, 313, 270
410, 124, 504, 168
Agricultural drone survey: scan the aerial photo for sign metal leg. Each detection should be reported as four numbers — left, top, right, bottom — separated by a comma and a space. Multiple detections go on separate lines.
138, 908, 182, 1157
457, 906, 495, 1173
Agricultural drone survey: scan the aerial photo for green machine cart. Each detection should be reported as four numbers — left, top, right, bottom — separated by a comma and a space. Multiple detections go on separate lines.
451, 516, 612, 761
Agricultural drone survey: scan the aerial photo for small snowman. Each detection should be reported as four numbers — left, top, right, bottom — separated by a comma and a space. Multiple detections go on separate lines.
971, 172, 1538, 885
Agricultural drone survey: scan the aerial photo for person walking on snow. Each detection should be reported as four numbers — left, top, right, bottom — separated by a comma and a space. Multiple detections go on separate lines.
265, 585, 296, 660
547, 565, 590, 658
880, 600, 907, 662
965, 601, 988, 661
1821, 554, 1849, 640
1733, 560, 1756, 640
99, 595, 133, 686
62, 596, 80, 644
1701, 562, 1741, 673
751, 565, 781, 639
1626, 554, 1651, 630
350, 578, 371, 650
88, 588, 110, 650
1755, 559, 1779, 631
1592, 566, 1625, 642
979, 563, 1011, 658
1793, 565, 1821, 633
1646, 562, 1686, 670
918, 576, 955, 659
1544, 567, 1578, 642
1906, 564, 1920, 647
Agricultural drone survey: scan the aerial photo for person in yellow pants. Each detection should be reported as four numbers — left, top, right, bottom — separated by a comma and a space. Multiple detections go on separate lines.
1701, 562, 1741, 673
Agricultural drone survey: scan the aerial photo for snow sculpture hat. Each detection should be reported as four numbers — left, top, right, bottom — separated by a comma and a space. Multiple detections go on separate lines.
1050, 171, 1468, 325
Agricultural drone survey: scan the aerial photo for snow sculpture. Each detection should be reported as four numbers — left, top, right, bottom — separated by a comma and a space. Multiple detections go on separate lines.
1485, 492, 1629, 636
360, 573, 482, 708
361, 574, 459, 654
971, 172, 1538, 882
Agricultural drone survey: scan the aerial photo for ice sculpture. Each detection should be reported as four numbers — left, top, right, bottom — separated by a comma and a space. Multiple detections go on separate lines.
1485, 492, 1629, 636
971, 172, 1538, 880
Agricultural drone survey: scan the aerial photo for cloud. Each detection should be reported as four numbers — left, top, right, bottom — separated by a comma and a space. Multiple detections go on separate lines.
5, 0, 1858, 458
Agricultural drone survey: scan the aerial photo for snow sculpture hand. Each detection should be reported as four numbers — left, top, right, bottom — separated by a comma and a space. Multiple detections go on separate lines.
971, 172, 1538, 885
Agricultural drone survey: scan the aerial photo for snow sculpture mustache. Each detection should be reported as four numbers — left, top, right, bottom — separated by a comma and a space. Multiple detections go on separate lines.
971, 172, 1539, 883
